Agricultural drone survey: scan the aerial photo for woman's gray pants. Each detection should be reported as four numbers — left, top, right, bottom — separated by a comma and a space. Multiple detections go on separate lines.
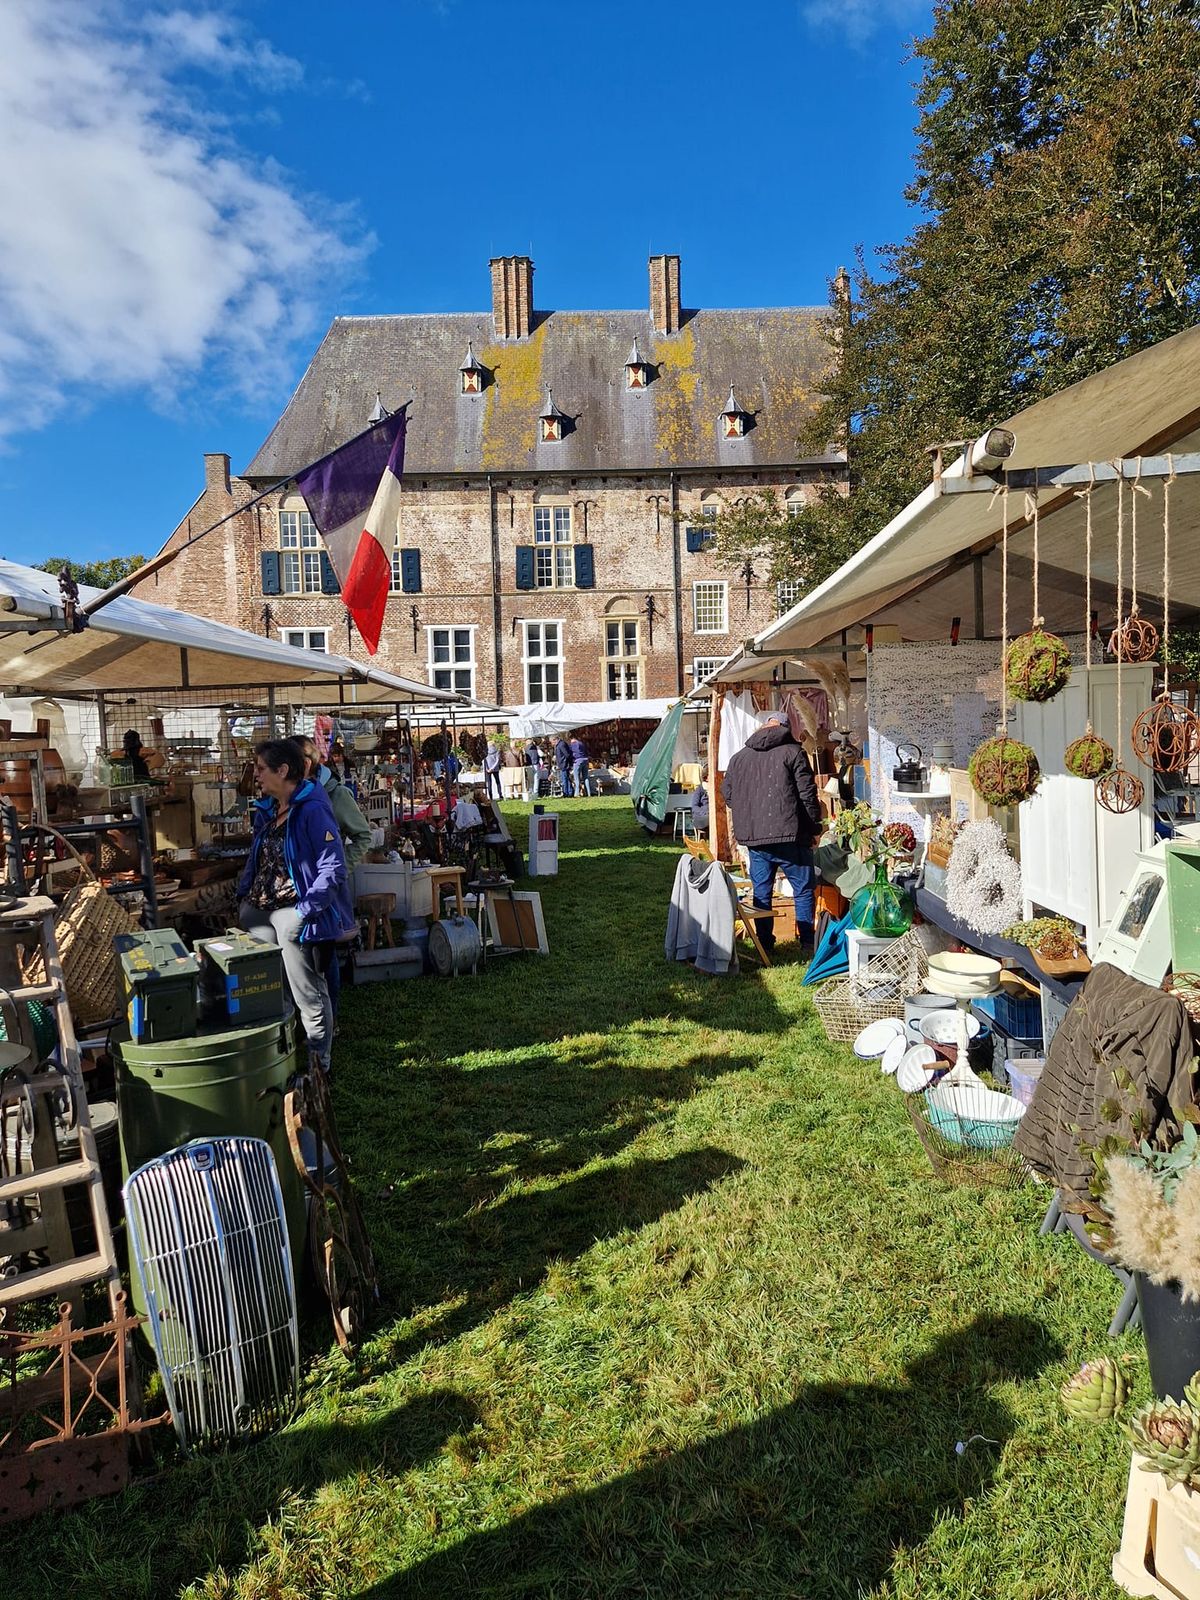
238, 901, 332, 1064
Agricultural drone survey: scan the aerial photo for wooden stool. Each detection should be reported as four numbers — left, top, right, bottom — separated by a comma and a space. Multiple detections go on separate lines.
736, 902, 775, 967
424, 865, 466, 918
355, 892, 395, 951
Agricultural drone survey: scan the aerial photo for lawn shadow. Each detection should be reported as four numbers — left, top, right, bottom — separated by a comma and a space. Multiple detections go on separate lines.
354, 1313, 1061, 1600
21, 1388, 477, 1600
374, 1144, 745, 1365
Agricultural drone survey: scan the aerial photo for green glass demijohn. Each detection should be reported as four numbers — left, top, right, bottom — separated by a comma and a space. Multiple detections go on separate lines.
849, 861, 913, 938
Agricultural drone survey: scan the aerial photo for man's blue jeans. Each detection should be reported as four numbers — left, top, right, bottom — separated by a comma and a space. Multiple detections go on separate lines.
748, 843, 814, 950
557, 764, 574, 796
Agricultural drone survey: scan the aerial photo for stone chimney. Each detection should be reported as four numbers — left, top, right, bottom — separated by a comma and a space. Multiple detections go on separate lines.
649, 254, 681, 336
490, 256, 534, 340
204, 452, 231, 495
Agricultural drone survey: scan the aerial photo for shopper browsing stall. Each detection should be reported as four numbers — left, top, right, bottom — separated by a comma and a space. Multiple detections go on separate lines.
238, 738, 354, 1068
721, 713, 823, 955
298, 737, 372, 870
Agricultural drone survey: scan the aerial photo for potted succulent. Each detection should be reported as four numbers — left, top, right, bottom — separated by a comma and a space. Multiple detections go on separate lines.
1085, 1113, 1200, 1400
1002, 916, 1089, 976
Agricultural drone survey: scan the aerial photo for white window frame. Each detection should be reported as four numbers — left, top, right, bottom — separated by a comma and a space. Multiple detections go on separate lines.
692, 580, 728, 635
425, 625, 477, 698
776, 579, 804, 614
604, 616, 642, 701
279, 628, 329, 653
278, 508, 324, 595
785, 488, 805, 518
692, 657, 723, 685
522, 619, 565, 703
390, 536, 406, 593
533, 503, 575, 589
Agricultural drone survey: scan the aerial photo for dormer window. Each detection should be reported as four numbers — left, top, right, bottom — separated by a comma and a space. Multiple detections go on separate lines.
460, 341, 485, 395
624, 337, 650, 390
720, 383, 748, 439
540, 387, 566, 442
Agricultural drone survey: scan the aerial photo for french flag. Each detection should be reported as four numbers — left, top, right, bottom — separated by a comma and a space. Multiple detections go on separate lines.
294, 410, 407, 654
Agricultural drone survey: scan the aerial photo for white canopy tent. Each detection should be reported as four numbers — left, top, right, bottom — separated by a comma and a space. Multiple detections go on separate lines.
506, 699, 694, 739
696, 321, 1200, 678
0, 559, 456, 707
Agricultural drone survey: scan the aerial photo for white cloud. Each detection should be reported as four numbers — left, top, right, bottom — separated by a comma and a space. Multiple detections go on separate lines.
801, 0, 930, 47
0, 1, 365, 437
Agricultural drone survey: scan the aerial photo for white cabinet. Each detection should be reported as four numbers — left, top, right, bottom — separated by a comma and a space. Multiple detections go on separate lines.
1013, 664, 1153, 952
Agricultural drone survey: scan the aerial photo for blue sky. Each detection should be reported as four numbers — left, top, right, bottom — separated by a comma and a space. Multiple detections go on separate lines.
0, 0, 933, 565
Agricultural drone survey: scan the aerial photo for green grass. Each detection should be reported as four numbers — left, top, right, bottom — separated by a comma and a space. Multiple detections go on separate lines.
19, 799, 1141, 1598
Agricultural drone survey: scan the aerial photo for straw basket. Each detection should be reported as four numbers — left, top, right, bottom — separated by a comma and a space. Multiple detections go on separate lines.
813, 930, 929, 1043
20, 826, 142, 1029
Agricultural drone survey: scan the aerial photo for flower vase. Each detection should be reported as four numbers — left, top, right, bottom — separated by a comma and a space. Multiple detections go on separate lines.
849, 861, 912, 938
1135, 1274, 1200, 1401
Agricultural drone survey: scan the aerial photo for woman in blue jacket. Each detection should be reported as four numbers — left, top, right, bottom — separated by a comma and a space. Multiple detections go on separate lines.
237, 738, 355, 1067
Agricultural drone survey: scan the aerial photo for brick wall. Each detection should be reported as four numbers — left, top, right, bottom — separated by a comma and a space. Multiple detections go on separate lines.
133, 464, 844, 703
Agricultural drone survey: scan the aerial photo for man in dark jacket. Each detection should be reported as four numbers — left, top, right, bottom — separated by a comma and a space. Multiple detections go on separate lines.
554, 735, 574, 796
721, 714, 823, 954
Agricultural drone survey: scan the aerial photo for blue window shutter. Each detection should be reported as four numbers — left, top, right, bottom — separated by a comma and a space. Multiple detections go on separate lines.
319, 552, 340, 594
685, 527, 703, 554
574, 544, 595, 589
515, 546, 535, 591
401, 548, 422, 593
260, 550, 282, 595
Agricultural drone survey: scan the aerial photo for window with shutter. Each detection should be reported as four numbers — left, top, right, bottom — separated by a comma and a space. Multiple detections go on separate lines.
260, 550, 282, 595
515, 545, 535, 591
319, 552, 340, 594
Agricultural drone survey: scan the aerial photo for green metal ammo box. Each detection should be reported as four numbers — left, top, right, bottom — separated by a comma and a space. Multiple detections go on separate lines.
114, 929, 200, 1044
195, 928, 286, 1026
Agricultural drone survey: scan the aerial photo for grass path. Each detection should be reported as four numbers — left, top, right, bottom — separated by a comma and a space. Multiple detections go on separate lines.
22, 800, 1138, 1598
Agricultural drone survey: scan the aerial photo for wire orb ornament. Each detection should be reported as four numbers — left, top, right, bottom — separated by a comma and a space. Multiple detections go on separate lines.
1130, 694, 1200, 774
1064, 731, 1114, 779
968, 734, 1041, 807
1109, 609, 1160, 665
1096, 765, 1145, 815
1004, 628, 1072, 703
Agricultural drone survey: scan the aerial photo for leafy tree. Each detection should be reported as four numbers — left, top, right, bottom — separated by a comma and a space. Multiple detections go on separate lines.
35, 554, 145, 589
709, 0, 1200, 582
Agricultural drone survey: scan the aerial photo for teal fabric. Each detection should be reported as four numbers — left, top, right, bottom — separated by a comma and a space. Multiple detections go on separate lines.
631, 702, 686, 832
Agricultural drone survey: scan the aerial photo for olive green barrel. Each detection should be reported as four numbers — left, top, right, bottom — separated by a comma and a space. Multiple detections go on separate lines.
116, 1012, 306, 1312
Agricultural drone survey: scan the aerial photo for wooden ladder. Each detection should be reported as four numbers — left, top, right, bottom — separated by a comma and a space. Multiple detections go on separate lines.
0, 896, 121, 1313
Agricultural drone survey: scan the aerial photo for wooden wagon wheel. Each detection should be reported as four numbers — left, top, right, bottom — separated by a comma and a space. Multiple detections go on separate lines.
282, 1064, 379, 1352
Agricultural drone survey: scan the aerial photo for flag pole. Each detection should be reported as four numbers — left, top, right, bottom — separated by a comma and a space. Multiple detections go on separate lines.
80, 409, 407, 620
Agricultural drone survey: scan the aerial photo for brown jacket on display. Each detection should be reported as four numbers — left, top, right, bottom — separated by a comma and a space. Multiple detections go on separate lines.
1014, 961, 1197, 1212
721, 722, 823, 848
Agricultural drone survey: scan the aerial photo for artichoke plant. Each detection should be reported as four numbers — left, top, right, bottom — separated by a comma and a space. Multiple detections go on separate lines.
1185, 1372, 1200, 1413
1061, 1356, 1128, 1423
1126, 1400, 1200, 1488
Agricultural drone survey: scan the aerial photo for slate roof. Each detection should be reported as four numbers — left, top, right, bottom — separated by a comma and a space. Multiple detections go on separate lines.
244, 307, 837, 480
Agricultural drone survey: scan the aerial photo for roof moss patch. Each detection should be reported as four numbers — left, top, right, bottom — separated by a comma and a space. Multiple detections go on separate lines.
652, 324, 702, 464
478, 322, 549, 469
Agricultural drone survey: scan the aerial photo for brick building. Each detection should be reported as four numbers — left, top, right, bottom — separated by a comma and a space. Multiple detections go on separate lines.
133, 255, 846, 706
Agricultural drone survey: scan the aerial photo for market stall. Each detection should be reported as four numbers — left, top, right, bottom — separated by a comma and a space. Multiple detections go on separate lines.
684, 323, 1200, 1585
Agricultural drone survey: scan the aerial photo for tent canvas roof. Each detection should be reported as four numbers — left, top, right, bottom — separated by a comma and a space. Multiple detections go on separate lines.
0, 560, 456, 706
698, 322, 1200, 684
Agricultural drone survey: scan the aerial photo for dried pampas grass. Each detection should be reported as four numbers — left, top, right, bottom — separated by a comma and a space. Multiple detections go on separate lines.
1106, 1158, 1200, 1302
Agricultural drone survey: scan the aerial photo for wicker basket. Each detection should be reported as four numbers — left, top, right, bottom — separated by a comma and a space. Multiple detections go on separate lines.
20, 826, 143, 1029
813, 929, 930, 1042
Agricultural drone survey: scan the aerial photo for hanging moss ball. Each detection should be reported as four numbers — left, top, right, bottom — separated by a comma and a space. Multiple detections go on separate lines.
1004, 629, 1072, 703
968, 735, 1042, 806
1064, 731, 1115, 780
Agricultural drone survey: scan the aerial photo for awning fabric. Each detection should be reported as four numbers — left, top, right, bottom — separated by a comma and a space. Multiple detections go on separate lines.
507, 699, 683, 738
0, 559, 455, 706
630, 701, 686, 831
694, 321, 1200, 681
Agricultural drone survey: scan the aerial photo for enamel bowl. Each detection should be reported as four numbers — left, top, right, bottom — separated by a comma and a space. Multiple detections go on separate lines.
925, 951, 1002, 1001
